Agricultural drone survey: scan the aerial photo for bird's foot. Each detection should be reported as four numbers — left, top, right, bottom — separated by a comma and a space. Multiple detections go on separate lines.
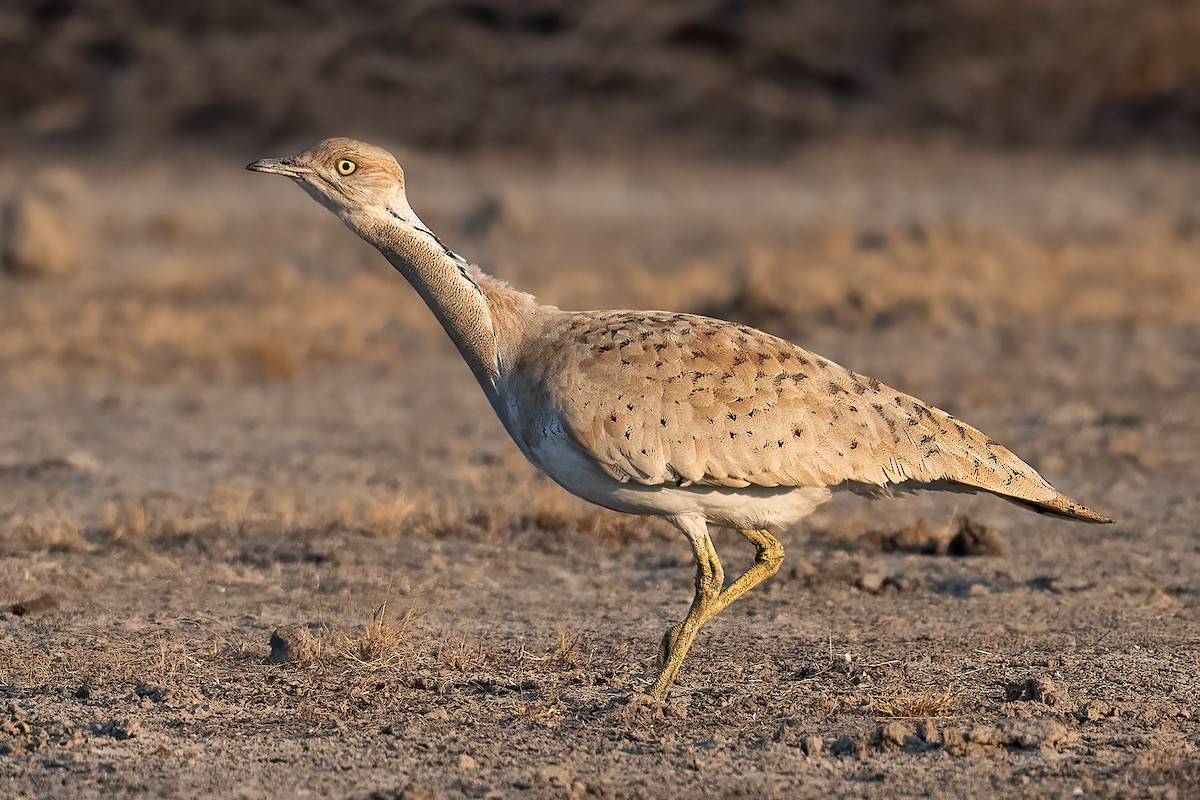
622, 688, 688, 720
628, 689, 664, 708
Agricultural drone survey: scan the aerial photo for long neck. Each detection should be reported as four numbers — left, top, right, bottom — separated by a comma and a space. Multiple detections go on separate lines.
357, 203, 527, 400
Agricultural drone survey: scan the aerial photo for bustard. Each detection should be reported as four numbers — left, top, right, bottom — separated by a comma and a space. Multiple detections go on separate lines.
248, 139, 1112, 701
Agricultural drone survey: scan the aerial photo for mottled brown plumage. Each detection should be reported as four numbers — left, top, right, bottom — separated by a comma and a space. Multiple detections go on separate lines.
518, 309, 1106, 521
250, 139, 1112, 701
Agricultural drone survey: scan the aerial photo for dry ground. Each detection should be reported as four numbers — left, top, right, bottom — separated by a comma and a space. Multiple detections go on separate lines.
0, 141, 1198, 798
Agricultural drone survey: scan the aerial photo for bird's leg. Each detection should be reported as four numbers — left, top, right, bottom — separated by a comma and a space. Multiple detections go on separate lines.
655, 528, 783, 673
654, 527, 784, 659
648, 518, 724, 700
698, 529, 784, 625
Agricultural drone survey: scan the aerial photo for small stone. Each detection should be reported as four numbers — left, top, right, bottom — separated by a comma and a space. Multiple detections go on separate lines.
457, 754, 477, 770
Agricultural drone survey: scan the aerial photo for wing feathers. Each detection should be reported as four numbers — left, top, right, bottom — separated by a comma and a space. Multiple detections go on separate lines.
528, 311, 1109, 523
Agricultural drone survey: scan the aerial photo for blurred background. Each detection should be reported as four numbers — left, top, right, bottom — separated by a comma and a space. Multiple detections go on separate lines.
4, 0, 1200, 156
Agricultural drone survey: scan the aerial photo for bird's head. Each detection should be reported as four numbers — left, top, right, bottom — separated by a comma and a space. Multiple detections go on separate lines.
247, 138, 410, 227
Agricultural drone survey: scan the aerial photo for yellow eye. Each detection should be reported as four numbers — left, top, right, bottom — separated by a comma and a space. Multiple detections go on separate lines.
336, 159, 356, 176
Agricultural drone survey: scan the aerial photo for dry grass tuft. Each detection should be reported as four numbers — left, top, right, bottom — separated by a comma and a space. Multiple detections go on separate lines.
142, 638, 209, 683
510, 698, 566, 724
439, 638, 490, 673
332, 492, 421, 537
0, 509, 89, 553
104, 499, 150, 547
547, 628, 587, 670
868, 689, 960, 718
339, 602, 418, 671
521, 628, 591, 672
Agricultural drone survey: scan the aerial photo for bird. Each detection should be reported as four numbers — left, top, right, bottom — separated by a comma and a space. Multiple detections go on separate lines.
248, 138, 1112, 701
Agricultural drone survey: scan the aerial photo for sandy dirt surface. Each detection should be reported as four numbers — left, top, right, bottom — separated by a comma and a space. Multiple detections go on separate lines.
0, 143, 1198, 798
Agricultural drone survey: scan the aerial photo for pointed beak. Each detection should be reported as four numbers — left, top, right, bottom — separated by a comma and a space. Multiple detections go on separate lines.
245, 158, 311, 178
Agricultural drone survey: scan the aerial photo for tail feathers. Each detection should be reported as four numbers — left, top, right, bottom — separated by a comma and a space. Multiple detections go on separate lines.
998, 492, 1114, 524
854, 478, 1115, 524
910, 404, 1114, 524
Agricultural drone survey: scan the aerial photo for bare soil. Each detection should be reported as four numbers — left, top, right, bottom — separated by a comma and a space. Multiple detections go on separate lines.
1, 143, 1198, 798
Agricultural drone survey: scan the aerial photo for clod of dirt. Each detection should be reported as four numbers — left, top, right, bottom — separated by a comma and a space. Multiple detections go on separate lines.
868, 516, 1004, 557
1140, 588, 1179, 609
855, 229, 889, 253
1003, 719, 1072, 750
964, 719, 1073, 752
388, 783, 439, 800
858, 572, 886, 594
947, 516, 1004, 557
939, 726, 969, 756
267, 625, 320, 666
134, 683, 203, 710
878, 721, 916, 748
535, 764, 573, 788
1005, 676, 1069, 707
1, 168, 88, 278
828, 734, 870, 759
9, 593, 58, 616
787, 561, 816, 581
1078, 699, 1112, 721
914, 721, 938, 743
868, 518, 946, 554
888, 574, 924, 592
1, 704, 87, 753
92, 718, 140, 741
620, 691, 684, 722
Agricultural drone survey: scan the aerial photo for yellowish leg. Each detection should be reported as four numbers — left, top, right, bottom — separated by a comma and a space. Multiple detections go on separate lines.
653, 529, 784, 698
648, 518, 724, 700
699, 529, 784, 625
